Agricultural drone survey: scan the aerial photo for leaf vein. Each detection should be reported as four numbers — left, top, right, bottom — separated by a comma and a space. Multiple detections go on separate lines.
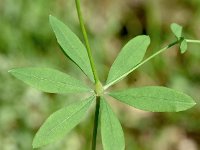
45, 98, 93, 137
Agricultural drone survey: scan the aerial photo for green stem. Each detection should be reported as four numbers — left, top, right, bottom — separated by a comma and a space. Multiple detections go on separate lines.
186, 39, 200, 44
75, 1, 101, 149
104, 40, 180, 90
75, 0, 100, 84
91, 97, 100, 150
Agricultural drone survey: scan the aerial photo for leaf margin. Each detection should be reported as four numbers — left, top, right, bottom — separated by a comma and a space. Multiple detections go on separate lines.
105, 35, 151, 89
32, 95, 95, 148
109, 86, 196, 112
100, 96, 125, 150
9, 67, 92, 94
170, 23, 183, 39
49, 15, 94, 82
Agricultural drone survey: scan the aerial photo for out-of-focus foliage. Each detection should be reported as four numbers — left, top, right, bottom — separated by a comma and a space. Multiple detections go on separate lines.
0, 0, 200, 150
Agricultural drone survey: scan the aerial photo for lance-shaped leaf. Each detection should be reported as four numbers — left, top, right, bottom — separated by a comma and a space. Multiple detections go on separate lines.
180, 39, 188, 54
32, 96, 95, 148
9, 67, 91, 94
170, 23, 182, 39
106, 35, 150, 87
49, 15, 94, 82
110, 86, 196, 112
101, 97, 125, 150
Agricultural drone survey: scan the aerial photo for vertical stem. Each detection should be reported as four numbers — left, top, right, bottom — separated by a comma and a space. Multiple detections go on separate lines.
91, 97, 100, 150
75, 0, 100, 84
75, 1, 102, 149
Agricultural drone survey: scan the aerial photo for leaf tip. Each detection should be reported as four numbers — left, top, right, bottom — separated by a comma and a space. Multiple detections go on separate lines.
146, 35, 150, 38
8, 70, 12, 73
177, 99, 196, 112
140, 34, 151, 41
191, 100, 197, 107
8, 69, 16, 75
170, 23, 182, 29
49, 15, 57, 25
8, 68, 24, 76
138, 35, 151, 46
146, 35, 151, 43
32, 139, 39, 149
49, 14, 54, 20
32, 144, 40, 149
170, 23, 177, 27
32, 134, 44, 149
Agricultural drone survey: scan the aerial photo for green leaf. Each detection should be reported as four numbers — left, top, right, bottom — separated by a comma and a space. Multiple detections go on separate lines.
101, 97, 125, 150
106, 35, 150, 87
9, 67, 91, 94
170, 23, 182, 38
32, 96, 95, 148
170, 23, 188, 53
49, 15, 94, 82
180, 39, 188, 53
110, 86, 196, 112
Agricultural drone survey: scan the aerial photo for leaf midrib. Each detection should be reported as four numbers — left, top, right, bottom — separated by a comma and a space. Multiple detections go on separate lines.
55, 24, 87, 71
105, 38, 150, 89
108, 39, 147, 83
105, 102, 117, 149
115, 94, 193, 105
53, 21, 94, 82
44, 97, 93, 137
13, 71, 87, 90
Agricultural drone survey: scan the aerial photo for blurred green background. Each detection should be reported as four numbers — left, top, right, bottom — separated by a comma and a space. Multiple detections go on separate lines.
1, 0, 200, 149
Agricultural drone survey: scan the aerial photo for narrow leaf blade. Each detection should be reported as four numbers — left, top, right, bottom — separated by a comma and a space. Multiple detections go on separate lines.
9, 67, 91, 94
170, 23, 182, 38
49, 15, 94, 82
110, 86, 196, 112
32, 96, 95, 148
106, 35, 150, 85
180, 39, 188, 54
101, 97, 125, 150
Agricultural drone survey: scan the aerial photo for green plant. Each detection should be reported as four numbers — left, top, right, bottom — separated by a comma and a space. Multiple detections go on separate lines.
8, 0, 199, 150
